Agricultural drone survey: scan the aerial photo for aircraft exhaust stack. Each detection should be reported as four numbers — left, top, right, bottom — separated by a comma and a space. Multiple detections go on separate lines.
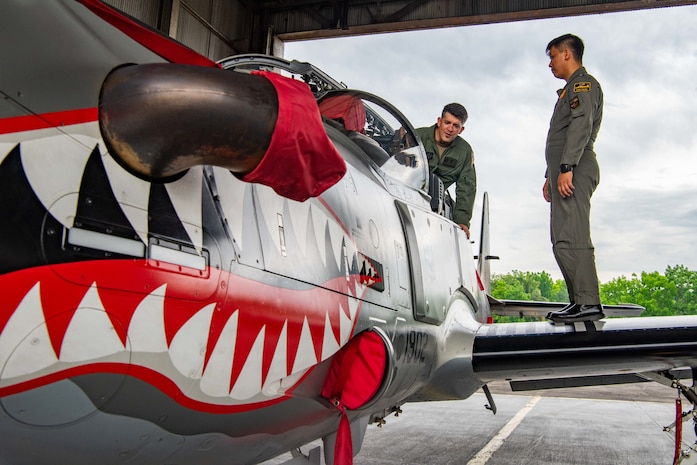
99, 63, 345, 201
99, 64, 277, 180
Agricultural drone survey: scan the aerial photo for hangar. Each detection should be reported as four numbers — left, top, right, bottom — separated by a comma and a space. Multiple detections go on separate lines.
104, 0, 697, 60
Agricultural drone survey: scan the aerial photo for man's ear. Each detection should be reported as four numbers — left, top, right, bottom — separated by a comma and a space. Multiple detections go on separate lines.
458, 126, 465, 134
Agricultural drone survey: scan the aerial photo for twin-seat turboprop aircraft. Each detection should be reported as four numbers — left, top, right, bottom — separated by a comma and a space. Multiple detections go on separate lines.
3, 1, 697, 464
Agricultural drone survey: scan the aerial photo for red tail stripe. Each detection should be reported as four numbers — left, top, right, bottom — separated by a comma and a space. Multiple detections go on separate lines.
76, 0, 219, 68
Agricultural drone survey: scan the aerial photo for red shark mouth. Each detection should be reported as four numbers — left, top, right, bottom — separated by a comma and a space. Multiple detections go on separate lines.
0, 259, 376, 412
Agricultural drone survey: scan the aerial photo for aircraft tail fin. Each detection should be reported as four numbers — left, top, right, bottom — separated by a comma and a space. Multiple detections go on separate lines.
477, 192, 498, 294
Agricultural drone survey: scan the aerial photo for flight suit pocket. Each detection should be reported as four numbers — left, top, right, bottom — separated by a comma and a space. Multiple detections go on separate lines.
443, 157, 457, 168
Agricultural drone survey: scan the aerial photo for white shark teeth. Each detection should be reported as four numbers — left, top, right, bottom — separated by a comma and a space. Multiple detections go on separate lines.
59, 283, 125, 362
166, 169, 204, 251
261, 321, 289, 396
102, 154, 151, 245
321, 311, 341, 361
21, 135, 95, 230
1, 279, 356, 402
169, 303, 215, 379
228, 326, 265, 400
339, 298, 360, 344
291, 316, 318, 375
128, 284, 169, 352
200, 311, 239, 397
0, 283, 57, 380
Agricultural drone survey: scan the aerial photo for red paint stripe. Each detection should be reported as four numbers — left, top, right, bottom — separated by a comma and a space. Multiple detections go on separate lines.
318, 197, 352, 237
475, 269, 485, 291
0, 108, 97, 135
76, 0, 219, 68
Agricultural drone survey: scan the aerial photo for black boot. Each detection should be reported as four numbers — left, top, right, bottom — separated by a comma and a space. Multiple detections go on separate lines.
546, 301, 576, 319
548, 304, 605, 323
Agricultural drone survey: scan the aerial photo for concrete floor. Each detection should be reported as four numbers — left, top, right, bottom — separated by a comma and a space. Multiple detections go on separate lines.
263, 381, 697, 465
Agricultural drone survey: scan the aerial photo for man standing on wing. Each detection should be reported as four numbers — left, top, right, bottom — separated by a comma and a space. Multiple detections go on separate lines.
542, 34, 605, 323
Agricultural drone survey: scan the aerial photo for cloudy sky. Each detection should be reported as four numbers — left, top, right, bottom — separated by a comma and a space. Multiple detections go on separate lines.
284, 5, 697, 283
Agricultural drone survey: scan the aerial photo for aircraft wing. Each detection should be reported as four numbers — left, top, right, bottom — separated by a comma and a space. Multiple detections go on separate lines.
444, 191, 697, 400
471, 315, 697, 395
488, 296, 645, 318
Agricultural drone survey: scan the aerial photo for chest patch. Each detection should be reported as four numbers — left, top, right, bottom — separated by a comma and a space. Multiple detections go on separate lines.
574, 82, 591, 92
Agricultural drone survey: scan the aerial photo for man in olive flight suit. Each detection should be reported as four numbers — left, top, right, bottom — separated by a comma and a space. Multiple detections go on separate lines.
416, 103, 476, 239
543, 34, 605, 323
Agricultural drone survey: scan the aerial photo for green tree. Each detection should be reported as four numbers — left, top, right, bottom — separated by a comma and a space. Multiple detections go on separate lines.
490, 274, 528, 300
599, 266, 697, 316
601, 271, 679, 316
490, 270, 569, 322
491, 270, 567, 302
665, 265, 697, 314
492, 265, 697, 318
600, 274, 642, 308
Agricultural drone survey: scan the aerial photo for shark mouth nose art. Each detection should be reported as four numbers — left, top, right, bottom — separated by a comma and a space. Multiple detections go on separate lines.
0, 260, 366, 410
0, 130, 379, 412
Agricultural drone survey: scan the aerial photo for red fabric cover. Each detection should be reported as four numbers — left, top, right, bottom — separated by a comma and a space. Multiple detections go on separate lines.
321, 330, 387, 408
77, 0, 219, 67
318, 95, 367, 133
241, 71, 347, 202
321, 330, 387, 465
334, 409, 353, 465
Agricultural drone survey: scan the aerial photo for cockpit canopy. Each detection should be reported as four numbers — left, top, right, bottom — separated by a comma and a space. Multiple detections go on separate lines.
317, 90, 427, 192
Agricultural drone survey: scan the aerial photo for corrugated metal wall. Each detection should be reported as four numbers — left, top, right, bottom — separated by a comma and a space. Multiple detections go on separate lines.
103, 0, 168, 31
174, 0, 246, 60
103, 0, 250, 61
97, 0, 697, 56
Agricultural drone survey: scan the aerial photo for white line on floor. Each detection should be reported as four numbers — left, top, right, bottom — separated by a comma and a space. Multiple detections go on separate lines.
466, 396, 541, 465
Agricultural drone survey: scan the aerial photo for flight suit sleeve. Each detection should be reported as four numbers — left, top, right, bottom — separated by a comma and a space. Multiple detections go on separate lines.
561, 80, 597, 166
453, 150, 477, 228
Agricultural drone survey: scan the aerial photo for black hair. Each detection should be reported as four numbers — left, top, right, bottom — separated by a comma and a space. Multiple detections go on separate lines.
546, 34, 584, 62
441, 102, 468, 124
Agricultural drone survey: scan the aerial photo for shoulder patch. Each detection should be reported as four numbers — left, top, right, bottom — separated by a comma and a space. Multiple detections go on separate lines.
574, 82, 591, 93
569, 96, 580, 109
